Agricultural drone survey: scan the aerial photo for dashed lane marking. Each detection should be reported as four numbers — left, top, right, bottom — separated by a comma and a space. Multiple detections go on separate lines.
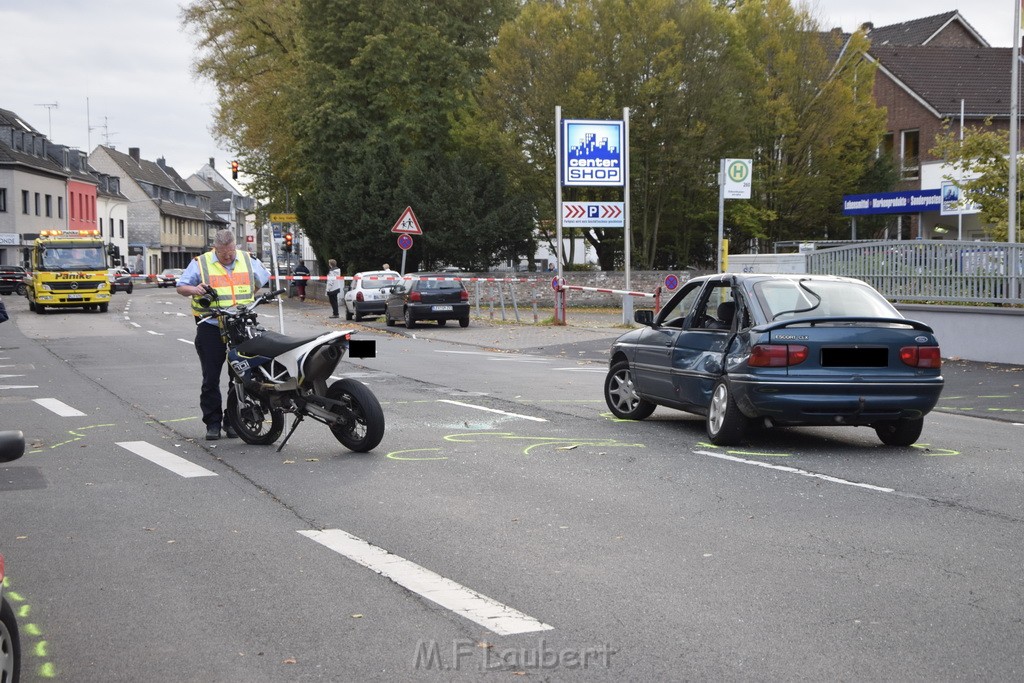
298, 528, 554, 635
438, 399, 547, 422
33, 398, 86, 417
116, 441, 218, 478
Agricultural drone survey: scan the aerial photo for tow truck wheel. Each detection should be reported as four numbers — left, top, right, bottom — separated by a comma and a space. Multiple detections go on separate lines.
34, 303, 45, 314
27, 299, 35, 312
99, 303, 109, 313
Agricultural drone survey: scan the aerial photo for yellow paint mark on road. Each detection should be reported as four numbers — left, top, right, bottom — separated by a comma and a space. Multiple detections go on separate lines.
386, 448, 447, 461
444, 431, 643, 456
911, 444, 961, 457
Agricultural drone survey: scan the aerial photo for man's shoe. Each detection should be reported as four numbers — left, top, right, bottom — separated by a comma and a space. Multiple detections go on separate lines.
205, 424, 221, 441
224, 424, 239, 438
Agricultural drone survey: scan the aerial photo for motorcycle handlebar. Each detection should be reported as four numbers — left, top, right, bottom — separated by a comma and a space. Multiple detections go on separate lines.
195, 287, 287, 321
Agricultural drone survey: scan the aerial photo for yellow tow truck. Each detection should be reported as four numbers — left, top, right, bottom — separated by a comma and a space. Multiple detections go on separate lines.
24, 229, 112, 313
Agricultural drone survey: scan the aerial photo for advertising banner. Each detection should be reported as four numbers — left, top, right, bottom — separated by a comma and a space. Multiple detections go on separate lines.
562, 120, 624, 187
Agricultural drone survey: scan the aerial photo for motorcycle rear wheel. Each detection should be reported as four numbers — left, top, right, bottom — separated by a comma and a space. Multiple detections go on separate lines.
326, 378, 385, 452
226, 383, 284, 445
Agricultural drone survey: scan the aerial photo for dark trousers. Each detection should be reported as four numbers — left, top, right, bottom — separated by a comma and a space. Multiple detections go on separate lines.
194, 321, 227, 427
328, 289, 340, 315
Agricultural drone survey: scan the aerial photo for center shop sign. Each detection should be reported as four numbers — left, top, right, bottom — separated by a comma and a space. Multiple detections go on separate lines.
842, 189, 941, 216
562, 119, 624, 187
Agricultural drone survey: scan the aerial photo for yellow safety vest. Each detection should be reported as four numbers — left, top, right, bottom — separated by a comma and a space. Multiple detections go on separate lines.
191, 250, 258, 318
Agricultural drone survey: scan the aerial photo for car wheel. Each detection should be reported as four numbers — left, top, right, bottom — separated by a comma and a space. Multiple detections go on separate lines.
874, 417, 923, 447
436, 319, 446, 327
14, 284, 25, 296
385, 310, 395, 327
459, 317, 469, 328
1, 596, 21, 683
354, 311, 363, 322
707, 379, 748, 445
404, 308, 416, 329
126, 285, 133, 295
604, 360, 655, 420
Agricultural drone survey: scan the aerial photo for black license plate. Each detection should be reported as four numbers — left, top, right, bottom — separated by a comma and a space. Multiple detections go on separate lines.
821, 347, 888, 368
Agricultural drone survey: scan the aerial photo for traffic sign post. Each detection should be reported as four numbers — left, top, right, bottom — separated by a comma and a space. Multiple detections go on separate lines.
397, 234, 413, 275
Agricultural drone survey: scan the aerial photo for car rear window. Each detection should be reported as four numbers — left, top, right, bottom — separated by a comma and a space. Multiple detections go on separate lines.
754, 279, 897, 321
416, 280, 463, 291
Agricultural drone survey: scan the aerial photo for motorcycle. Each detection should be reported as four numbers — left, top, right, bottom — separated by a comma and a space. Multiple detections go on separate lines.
196, 288, 384, 453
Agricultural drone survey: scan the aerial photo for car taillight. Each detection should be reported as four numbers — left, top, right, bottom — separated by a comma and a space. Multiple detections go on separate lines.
356, 291, 364, 302
410, 291, 421, 302
460, 289, 468, 301
900, 345, 941, 368
749, 344, 808, 367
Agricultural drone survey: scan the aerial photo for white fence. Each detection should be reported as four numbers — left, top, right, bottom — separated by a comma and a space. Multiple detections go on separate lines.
805, 240, 1024, 305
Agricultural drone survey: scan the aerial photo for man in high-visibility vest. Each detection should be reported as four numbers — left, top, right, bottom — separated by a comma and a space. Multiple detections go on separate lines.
176, 229, 271, 440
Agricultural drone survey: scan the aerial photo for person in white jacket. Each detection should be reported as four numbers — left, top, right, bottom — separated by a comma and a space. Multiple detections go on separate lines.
326, 258, 343, 318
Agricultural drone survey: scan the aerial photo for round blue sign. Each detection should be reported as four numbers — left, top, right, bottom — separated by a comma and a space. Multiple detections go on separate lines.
397, 234, 414, 251
664, 274, 679, 291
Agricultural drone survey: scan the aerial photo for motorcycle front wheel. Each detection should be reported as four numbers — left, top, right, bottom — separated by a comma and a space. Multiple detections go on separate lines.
326, 378, 385, 452
226, 383, 284, 445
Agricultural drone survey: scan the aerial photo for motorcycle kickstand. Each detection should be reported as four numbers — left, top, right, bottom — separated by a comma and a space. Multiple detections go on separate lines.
276, 414, 305, 453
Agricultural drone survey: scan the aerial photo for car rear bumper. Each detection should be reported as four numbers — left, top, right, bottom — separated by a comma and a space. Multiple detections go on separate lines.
730, 376, 944, 425
408, 303, 470, 320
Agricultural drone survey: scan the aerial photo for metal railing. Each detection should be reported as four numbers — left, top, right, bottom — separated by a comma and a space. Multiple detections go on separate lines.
805, 240, 1023, 305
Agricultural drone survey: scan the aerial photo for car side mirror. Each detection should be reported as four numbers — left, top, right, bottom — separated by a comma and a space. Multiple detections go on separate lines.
634, 309, 654, 326
0, 430, 26, 463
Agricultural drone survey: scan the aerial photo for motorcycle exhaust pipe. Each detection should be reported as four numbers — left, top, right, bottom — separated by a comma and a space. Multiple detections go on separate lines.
302, 343, 343, 383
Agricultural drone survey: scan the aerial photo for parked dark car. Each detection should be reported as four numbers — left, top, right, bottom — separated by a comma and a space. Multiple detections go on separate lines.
384, 274, 470, 328
157, 268, 184, 288
0, 265, 27, 296
109, 267, 134, 294
604, 273, 944, 447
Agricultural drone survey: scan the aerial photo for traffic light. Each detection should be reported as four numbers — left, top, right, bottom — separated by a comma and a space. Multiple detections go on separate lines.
283, 232, 293, 253
231, 160, 239, 180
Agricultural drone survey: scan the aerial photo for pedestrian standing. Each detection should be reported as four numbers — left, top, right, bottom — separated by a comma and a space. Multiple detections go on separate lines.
326, 258, 342, 318
293, 261, 310, 301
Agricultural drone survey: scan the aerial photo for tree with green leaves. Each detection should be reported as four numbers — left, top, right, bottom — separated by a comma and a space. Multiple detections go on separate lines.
933, 120, 1022, 242
294, 0, 530, 273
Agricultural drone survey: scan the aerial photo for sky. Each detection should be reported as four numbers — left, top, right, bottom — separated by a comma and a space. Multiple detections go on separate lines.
0, 1, 1017, 183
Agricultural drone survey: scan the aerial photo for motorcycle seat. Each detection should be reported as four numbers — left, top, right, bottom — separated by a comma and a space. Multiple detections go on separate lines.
236, 331, 326, 357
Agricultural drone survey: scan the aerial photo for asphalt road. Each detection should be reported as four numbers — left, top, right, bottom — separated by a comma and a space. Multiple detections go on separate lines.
1, 289, 1022, 681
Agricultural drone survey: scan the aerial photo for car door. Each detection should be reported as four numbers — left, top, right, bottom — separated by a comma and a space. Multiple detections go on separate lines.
670, 279, 737, 410
631, 280, 703, 403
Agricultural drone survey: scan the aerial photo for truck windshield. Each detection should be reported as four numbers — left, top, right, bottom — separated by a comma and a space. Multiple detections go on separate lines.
40, 246, 106, 271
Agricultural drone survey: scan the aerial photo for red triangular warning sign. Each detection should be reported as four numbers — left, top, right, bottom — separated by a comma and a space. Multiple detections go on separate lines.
390, 206, 423, 234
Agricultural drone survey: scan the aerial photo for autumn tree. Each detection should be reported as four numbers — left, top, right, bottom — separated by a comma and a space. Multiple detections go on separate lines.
182, 0, 304, 212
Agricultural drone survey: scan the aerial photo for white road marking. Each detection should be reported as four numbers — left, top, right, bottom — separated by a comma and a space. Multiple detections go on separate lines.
298, 528, 554, 635
33, 398, 86, 417
0, 385, 39, 390
129, 322, 141, 328
116, 441, 217, 478
552, 367, 606, 373
695, 450, 895, 493
0, 374, 25, 379
178, 338, 194, 345
438, 399, 547, 422
147, 330, 164, 336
